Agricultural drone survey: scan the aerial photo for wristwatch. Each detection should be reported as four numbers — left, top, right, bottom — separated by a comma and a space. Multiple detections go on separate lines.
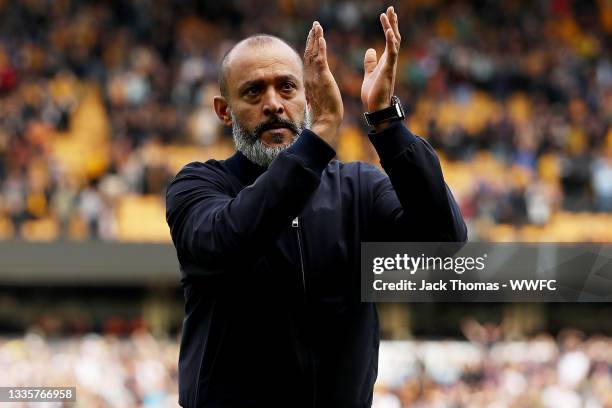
363, 95, 406, 127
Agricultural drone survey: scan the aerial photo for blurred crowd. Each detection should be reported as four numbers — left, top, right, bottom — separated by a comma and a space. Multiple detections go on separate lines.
2, 330, 611, 408
374, 330, 612, 408
0, 0, 611, 241
0, 331, 180, 408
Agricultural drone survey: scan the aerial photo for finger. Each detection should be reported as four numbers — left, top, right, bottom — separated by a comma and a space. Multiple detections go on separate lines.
312, 21, 322, 57
304, 24, 315, 59
385, 28, 398, 58
384, 28, 398, 67
380, 12, 392, 34
314, 23, 329, 69
364, 48, 377, 75
318, 36, 328, 69
306, 22, 319, 61
386, 6, 394, 21
388, 7, 401, 45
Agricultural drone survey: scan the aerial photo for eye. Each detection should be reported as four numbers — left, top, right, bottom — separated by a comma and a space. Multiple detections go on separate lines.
245, 87, 259, 96
281, 81, 296, 92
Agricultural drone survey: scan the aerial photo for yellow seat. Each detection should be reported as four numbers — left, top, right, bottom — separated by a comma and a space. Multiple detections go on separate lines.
116, 195, 171, 242
0, 216, 15, 239
20, 218, 59, 241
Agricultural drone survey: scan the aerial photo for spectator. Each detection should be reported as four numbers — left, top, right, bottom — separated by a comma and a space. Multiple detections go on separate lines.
0, 0, 610, 241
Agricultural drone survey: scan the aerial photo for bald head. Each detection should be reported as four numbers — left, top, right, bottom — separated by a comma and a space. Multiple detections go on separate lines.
219, 35, 303, 98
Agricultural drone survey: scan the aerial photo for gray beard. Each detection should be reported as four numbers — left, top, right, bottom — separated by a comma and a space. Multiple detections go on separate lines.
231, 109, 312, 167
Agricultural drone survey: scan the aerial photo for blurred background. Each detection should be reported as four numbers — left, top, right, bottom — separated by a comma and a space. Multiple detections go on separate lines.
0, 0, 611, 406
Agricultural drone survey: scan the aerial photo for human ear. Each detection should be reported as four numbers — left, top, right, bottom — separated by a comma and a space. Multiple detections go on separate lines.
213, 96, 233, 126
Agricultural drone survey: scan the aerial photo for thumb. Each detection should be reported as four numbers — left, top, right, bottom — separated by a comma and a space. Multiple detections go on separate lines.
364, 48, 377, 75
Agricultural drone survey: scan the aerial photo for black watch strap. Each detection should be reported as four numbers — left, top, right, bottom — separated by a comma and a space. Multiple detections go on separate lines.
363, 96, 406, 127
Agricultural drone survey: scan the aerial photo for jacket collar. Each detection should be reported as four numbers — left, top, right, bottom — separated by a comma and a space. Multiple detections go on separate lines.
225, 150, 267, 186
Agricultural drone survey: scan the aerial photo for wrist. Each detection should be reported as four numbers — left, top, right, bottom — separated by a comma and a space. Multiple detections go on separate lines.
366, 102, 391, 113
311, 118, 340, 144
364, 93, 393, 113
363, 96, 405, 129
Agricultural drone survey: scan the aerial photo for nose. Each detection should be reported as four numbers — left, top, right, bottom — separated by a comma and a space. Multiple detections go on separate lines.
261, 88, 284, 117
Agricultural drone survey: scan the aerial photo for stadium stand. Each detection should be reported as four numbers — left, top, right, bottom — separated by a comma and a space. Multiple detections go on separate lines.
0, 0, 610, 242
1, 332, 611, 407
1, 1, 611, 407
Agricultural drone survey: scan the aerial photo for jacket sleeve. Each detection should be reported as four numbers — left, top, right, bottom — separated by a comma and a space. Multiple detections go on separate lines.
165, 130, 336, 268
366, 122, 467, 242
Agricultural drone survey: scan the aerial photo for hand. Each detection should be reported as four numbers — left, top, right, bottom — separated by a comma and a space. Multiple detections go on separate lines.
304, 21, 344, 145
361, 6, 401, 129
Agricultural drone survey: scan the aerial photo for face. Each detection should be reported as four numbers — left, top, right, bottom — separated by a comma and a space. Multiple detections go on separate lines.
214, 40, 310, 166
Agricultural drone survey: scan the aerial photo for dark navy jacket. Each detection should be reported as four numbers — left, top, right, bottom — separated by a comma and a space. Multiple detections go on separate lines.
166, 122, 467, 407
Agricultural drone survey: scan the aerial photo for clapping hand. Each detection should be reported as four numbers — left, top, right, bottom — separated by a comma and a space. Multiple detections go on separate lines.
303, 21, 344, 145
361, 6, 401, 130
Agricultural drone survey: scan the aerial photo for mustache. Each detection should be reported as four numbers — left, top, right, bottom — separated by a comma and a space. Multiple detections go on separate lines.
252, 116, 300, 139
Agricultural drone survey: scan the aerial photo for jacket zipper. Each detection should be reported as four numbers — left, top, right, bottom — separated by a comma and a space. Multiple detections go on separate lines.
292, 216, 315, 404
292, 216, 306, 296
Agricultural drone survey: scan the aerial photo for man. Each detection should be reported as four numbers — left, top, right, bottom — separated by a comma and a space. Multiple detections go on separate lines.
166, 7, 466, 407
